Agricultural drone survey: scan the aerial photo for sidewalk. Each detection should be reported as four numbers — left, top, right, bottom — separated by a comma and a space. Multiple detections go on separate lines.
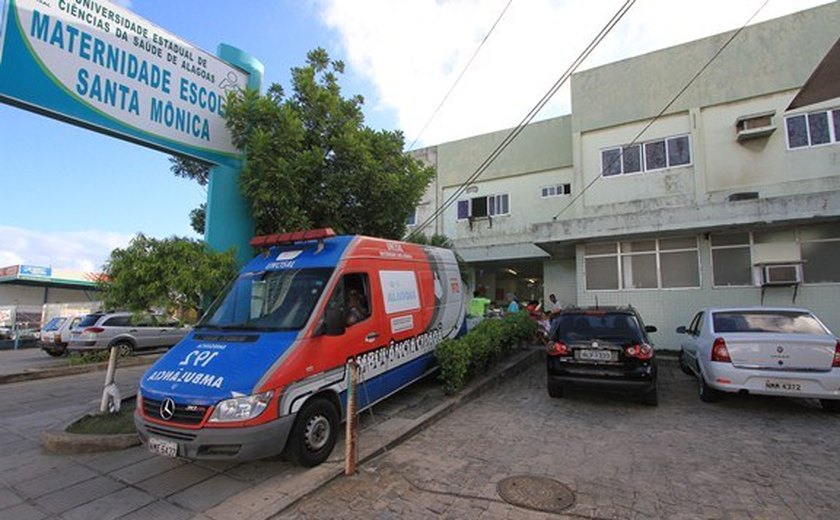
0, 347, 161, 384
0, 347, 541, 520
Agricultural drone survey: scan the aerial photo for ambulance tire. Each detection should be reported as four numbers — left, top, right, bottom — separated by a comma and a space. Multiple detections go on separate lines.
285, 397, 338, 467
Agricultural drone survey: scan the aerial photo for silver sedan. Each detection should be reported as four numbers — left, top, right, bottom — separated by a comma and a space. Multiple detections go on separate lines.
677, 307, 840, 411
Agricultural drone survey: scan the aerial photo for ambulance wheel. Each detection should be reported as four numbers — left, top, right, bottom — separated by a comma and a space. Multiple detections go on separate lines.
285, 397, 338, 467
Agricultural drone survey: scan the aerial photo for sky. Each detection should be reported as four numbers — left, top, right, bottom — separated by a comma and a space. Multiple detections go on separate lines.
0, 0, 831, 273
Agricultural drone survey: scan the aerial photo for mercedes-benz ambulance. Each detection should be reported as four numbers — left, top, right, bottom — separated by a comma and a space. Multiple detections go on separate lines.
134, 229, 466, 466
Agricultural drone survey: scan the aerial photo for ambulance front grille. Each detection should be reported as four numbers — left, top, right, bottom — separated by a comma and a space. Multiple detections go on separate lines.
142, 397, 208, 425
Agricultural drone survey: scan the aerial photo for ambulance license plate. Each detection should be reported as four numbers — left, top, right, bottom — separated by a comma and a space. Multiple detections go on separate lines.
148, 437, 178, 458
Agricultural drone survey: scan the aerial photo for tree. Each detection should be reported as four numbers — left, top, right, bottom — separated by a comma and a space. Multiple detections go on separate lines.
100, 234, 238, 321
224, 48, 435, 238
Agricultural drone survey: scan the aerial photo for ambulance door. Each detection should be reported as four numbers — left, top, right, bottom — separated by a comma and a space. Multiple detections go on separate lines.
325, 271, 385, 409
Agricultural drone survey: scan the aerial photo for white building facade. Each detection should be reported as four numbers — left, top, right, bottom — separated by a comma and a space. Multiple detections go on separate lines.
408, 4, 840, 350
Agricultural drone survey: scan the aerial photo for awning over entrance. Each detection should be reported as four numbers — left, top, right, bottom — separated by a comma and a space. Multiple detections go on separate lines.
456, 243, 550, 263
0, 265, 101, 291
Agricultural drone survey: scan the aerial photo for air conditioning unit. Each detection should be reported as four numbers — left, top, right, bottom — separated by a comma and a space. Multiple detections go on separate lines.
762, 264, 801, 285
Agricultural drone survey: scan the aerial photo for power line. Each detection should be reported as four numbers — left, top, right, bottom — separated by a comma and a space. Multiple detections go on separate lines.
551, 0, 771, 221
407, 0, 637, 240
406, 0, 514, 152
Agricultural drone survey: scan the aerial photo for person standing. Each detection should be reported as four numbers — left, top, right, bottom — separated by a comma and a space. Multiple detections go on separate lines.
507, 295, 520, 313
468, 290, 491, 318
548, 293, 563, 316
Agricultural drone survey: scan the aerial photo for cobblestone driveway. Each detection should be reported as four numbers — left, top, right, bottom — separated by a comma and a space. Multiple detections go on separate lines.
283, 359, 840, 519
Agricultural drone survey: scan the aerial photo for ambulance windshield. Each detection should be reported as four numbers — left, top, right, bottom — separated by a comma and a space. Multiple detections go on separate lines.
198, 268, 333, 331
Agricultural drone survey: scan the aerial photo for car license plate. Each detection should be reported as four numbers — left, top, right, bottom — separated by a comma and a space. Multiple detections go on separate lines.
764, 379, 802, 392
148, 437, 178, 458
577, 349, 614, 362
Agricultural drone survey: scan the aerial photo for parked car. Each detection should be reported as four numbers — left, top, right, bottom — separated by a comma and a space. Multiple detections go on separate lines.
546, 306, 658, 405
39, 315, 83, 357
677, 307, 840, 411
67, 312, 190, 356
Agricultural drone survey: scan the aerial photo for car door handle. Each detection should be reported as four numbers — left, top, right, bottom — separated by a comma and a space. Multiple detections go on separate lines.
129, 329, 138, 333
365, 332, 379, 343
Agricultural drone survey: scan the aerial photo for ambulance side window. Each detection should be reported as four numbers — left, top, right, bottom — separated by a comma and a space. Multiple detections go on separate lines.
343, 273, 371, 326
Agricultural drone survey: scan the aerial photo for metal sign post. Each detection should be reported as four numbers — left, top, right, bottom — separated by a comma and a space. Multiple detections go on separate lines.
344, 358, 359, 475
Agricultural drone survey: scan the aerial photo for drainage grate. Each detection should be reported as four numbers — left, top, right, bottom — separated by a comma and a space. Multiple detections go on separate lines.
497, 475, 575, 513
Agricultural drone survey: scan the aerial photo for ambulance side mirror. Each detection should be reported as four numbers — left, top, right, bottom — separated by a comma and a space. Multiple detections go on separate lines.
324, 306, 346, 336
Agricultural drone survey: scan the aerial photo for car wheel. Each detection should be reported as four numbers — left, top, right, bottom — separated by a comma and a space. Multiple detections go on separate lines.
285, 397, 339, 467
45, 346, 67, 357
698, 371, 721, 403
114, 341, 134, 357
641, 387, 658, 406
547, 382, 564, 398
679, 350, 693, 376
820, 399, 840, 412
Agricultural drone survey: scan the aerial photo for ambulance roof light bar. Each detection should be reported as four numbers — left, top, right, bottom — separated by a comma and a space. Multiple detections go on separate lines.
250, 228, 336, 249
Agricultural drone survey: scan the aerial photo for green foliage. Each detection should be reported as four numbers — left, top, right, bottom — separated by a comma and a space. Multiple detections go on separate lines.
67, 350, 110, 366
189, 203, 206, 235
224, 48, 435, 238
435, 314, 538, 395
169, 155, 211, 186
100, 234, 238, 321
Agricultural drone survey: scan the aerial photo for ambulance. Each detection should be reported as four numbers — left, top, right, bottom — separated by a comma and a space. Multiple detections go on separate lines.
134, 229, 466, 466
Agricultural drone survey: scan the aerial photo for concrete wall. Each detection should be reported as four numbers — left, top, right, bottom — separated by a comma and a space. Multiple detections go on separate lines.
436, 116, 573, 187
570, 3, 840, 133
442, 166, 575, 244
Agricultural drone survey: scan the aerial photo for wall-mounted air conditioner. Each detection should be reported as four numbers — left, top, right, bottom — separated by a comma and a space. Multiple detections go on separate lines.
761, 264, 801, 285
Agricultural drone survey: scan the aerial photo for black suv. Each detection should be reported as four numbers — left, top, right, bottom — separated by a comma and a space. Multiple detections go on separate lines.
546, 306, 658, 406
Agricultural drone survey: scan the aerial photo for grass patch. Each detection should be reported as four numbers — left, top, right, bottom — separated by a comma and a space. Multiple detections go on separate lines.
66, 399, 136, 435
66, 350, 111, 366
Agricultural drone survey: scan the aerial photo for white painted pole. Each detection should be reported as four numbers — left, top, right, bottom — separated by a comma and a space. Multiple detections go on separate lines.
100, 345, 119, 413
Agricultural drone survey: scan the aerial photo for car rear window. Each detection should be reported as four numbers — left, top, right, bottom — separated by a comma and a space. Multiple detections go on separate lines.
78, 314, 104, 328
103, 316, 132, 327
552, 312, 644, 343
713, 311, 827, 335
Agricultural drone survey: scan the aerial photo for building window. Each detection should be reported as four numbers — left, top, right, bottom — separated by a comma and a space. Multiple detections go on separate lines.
457, 193, 510, 220
585, 237, 699, 291
799, 224, 840, 283
405, 211, 416, 226
710, 233, 753, 287
785, 108, 840, 149
540, 184, 571, 198
601, 135, 692, 177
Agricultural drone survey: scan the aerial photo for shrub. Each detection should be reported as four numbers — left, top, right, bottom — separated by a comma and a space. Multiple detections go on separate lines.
435, 313, 538, 394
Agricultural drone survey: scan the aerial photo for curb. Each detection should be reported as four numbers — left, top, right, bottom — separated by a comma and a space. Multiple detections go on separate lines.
41, 429, 140, 454
41, 395, 142, 454
0, 355, 157, 385
204, 346, 543, 520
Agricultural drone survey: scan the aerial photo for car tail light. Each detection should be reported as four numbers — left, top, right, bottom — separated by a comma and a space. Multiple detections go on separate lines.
84, 327, 106, 334
624, 343, 654, 361
833, 340, 840, 368
711, 337, 731, 363
546, 341, 570, 357
55, 334, 62, 343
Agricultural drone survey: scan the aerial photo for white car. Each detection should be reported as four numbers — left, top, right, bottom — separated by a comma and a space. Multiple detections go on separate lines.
678, 307, 840, 411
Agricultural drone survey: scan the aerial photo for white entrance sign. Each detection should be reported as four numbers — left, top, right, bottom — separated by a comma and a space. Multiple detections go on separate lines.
0, 0, 248, 166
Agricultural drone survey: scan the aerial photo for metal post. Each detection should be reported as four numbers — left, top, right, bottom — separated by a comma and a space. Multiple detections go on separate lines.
344, 358, 358, 476
100, 345, 120, 413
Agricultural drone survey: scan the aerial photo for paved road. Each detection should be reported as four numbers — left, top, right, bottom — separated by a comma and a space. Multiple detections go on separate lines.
0, 348, 70, 376
0, 360, 449, 520
284, 361, 840, 519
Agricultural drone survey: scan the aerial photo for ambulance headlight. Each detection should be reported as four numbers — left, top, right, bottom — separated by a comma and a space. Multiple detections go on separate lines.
209, 391, 273, 422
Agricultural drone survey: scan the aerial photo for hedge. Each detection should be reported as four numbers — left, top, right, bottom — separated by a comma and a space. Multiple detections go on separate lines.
436, 312, 537, 394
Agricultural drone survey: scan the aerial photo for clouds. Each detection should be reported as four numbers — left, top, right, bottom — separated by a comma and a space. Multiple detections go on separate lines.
0, 226, 133, 273
319, 0, 830, 148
